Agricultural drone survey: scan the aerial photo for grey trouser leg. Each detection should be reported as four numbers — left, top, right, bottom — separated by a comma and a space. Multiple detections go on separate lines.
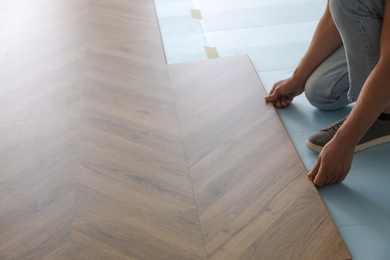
305, 0, 384, 110
305, 45, 351, 110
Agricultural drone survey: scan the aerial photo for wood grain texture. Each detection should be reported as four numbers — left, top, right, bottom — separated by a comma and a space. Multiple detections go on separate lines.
0, 0, 350, 259
169, 55, 351, 260
71, 0, 206, 259
0, 0, 85, 259
0, 115, 79, 259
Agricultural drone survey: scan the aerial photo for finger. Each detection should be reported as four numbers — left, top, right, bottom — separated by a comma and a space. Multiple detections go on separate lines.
265, 93, 277, 102
265, 88, 280, 102
308, 157, 321, 179
326, 171, 339, 184
313, 165, 327, 187
268, 85, 277, 95
310, 157, 327, 187
336, 174, 347, 183
281, 97, 289, 107
328, 176, 339, 185
323, 176, 329, 186
265, 87, 276, 101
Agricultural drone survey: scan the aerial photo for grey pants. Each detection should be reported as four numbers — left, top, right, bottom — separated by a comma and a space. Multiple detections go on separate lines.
305, 0, 385, 110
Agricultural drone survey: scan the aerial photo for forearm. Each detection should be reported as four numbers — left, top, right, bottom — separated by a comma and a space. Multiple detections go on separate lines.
293, 1, 343, 84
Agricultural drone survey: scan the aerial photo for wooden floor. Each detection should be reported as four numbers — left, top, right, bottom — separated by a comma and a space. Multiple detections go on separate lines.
0, 0, 350, 259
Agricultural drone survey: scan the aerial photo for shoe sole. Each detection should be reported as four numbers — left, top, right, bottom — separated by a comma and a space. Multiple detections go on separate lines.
306, 135, 390, 154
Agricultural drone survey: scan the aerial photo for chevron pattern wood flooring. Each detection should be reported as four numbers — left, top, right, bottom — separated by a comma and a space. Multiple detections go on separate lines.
0, 0, 350, 259
169, 56, 350, 259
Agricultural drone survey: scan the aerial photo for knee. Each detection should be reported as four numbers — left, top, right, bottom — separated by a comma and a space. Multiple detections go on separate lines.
305, 74, 337, 110
304, 75, 327, 110
305, 73, 351, 111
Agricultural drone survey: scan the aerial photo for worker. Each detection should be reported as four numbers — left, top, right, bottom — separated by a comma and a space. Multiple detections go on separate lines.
265, 0, 390, 186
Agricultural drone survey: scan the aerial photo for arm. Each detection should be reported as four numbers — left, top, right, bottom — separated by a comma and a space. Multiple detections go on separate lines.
265, 0, 343, 107
308, 0, 390, 186
292, 0, 343, 84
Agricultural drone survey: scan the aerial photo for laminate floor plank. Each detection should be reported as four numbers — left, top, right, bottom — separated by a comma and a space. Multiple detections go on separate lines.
0, 0, 22, 57
0, 66, 83, 123
0, 0, 86, 123
0, 0, 85, 258
71, 1, 207, 259
169, 55, 351, 260
0, 115, 79, 260
87, 0, 162, 46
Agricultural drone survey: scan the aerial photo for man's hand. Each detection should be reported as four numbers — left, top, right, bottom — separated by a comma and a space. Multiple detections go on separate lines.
265, 77, 305, 108
308, 137, 354, 187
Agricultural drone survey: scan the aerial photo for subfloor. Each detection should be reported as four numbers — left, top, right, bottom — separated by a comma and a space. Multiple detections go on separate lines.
154, 0, 390, 259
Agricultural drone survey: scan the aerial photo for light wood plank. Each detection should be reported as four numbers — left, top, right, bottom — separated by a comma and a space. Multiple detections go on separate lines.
87, 0, 161, 46
71, 1, 207, 258
169, 55, 351, 260
0, 0, 85, 258
0, 115, 79, 259
0, 0, 86, 123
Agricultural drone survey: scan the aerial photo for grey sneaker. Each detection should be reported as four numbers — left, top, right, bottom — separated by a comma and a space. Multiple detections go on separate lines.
306, 117, 390, 153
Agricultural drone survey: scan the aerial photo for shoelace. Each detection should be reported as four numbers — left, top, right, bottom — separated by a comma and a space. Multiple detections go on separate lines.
323, 117, 347, 136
